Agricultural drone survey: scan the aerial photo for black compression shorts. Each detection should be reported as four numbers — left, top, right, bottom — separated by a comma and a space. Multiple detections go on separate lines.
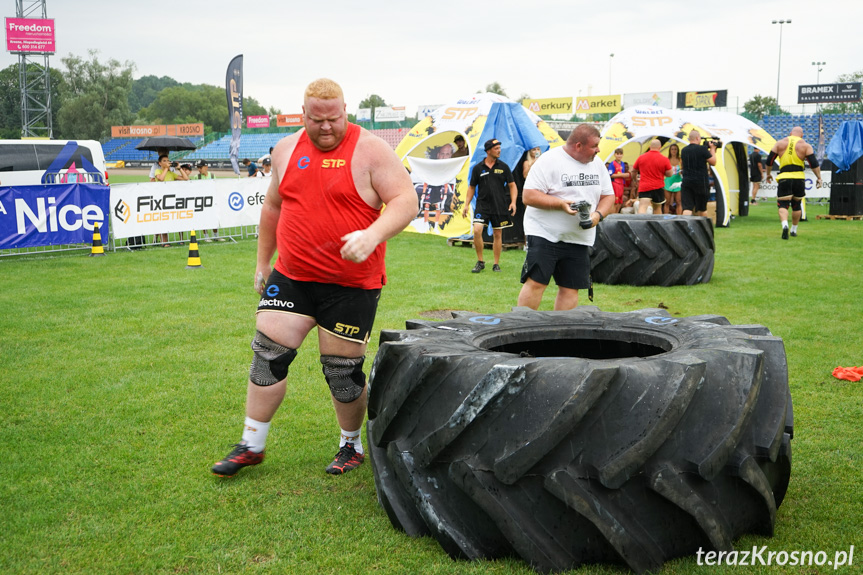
257, 269, 381, 343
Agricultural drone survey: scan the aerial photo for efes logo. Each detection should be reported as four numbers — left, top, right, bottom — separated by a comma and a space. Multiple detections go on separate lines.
113, 199, 130, 223
228, 192, 244, 211
322, 159, 346, 169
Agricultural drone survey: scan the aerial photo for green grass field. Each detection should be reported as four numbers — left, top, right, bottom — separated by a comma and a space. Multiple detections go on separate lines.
1, 203, 861, 574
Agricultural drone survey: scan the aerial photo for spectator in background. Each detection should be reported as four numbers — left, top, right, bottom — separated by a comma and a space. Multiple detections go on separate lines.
260, 158, 273, 177
149, 148, 175, 181
664, 143, 682, 214
749, 148, 764, 205
153, 155, 178, 247
631, 140, 673, 214
452, 135, 469, 158
523, 147, 541, 179
258, 147, 274, 164
195, 160, 220, 242
680, 131, 716, 217
243, 158, 259, 177
606, 148, 630, 213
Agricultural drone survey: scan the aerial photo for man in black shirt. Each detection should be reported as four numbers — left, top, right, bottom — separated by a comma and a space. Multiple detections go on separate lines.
749, 148, 764, 204
462, 139, 517, 273
680, 131, 717, 217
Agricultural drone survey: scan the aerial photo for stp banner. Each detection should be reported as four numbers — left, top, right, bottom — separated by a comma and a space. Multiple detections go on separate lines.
110, 179, 268, 239
0, 183, 109, 249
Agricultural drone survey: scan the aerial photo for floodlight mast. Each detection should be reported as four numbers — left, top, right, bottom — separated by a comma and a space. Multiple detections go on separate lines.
15, 0, 53, 138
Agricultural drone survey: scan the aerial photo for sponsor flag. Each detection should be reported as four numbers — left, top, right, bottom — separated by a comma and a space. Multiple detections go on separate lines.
226, 55, 243, 175
817, 113, 826, 161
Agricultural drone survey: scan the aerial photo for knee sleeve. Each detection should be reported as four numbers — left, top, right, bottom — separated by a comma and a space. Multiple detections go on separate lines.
249, 331, 297, 387
791, 199, 802, 211
777, 199, 791, 210
320, 355, 366, 403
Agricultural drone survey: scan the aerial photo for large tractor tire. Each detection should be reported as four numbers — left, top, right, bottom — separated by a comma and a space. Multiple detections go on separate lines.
367, 307, 792, 574
589, 214, 715, 286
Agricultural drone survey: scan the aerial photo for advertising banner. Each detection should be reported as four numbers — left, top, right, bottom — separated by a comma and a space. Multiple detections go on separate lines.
226, 55, 243, 175
374, 106, 406, 122
110, 123, 204, 138
417, 104, 441, 119
276, 114, 303, 127
575, 95, 622, 115
522, 97, 573, 115
247, 115, 270, 128
677, 90, 728, 109
798, 83, 862, 104
623, 91, 674, 109
109, 179, 267, 239
5, 18, 55, 53
0, 183, 108, 249
355, 108, 372, 122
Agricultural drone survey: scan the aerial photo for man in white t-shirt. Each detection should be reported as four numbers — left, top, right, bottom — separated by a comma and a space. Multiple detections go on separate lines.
517, 124, 614, 310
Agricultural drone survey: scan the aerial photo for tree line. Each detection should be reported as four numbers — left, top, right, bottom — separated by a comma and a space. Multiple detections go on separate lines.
0, 50, 270, 141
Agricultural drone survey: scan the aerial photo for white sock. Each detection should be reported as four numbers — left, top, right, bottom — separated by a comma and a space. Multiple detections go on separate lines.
340, 427, 363, 454
791, 225, 798, 233
782, 221, 789, 229
241, 417, 270, 453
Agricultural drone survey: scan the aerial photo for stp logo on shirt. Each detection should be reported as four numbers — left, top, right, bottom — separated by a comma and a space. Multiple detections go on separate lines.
322, 159, 346, 169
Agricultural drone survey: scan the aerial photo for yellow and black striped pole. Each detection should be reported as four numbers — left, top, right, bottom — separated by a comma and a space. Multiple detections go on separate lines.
186, 230, 202, 269
89, 223, 105, 257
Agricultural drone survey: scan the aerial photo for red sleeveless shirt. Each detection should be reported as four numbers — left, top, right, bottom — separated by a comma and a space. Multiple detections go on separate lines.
275, 123, 387, 289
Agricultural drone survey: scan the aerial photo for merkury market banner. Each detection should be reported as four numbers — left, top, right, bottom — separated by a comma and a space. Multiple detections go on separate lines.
0, 183, 108, 249
110, 178, 268, 239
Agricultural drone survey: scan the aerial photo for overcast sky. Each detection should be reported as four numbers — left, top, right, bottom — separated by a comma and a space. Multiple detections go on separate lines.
2, 0, 859, 117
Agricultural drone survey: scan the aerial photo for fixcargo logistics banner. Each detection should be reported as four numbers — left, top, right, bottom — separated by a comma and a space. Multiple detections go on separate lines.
0, 183, 108, 249
5, 18, 55, 53
575, 95, 622, 115
522, 97, 573, 115
110, 179, 268, 239
226, 54, 243, 175
677, 90, 728, 109
111, 124, 204, 138
276, 114, 303, 127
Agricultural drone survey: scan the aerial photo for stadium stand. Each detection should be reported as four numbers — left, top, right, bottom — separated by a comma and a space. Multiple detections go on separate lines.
760, 113, 863, 145
103, 136, 204, 163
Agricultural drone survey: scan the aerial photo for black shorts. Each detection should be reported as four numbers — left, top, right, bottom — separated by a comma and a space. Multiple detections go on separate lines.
681, 178, 709, 212
473, 212, 513, 229
777, 178, 805, 199
749, 171, 762, 183
256, 269, 381, 343
521, 235, 590, 290
638, 188, 666, 204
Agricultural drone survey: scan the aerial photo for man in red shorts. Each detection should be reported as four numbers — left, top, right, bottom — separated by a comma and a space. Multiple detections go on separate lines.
212, 78, 417, 477
606, 147, 630, 213
631, 139, 673, 214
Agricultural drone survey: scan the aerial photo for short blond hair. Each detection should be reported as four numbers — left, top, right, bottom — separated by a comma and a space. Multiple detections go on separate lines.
305, 78, 344, 101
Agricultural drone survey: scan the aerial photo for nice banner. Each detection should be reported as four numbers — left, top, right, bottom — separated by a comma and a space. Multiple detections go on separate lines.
110, 178, 268, 239
0, 183, 109, 249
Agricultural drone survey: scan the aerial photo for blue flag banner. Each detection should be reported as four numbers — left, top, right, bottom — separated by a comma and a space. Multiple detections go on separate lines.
0, 183, 109, 249
226, 54, 244, 176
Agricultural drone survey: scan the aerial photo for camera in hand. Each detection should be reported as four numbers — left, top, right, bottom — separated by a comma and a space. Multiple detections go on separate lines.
570, 200, 594, 229
702, 137, 722, 149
